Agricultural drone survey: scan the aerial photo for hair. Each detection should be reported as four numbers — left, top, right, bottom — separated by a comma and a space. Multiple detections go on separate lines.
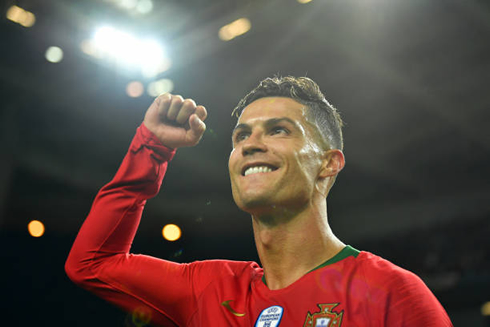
232, 76, 344, 150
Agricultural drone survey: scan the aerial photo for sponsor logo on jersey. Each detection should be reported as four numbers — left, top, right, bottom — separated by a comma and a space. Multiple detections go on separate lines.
303, 303, 343, 327
221, 300, 246, 317
255, 305, 284, 327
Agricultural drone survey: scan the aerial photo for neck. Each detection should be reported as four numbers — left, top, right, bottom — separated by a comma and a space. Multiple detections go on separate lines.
251, 200, 344, 290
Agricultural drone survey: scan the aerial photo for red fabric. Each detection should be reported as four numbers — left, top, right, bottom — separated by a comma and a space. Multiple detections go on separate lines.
65, 123, 453, 327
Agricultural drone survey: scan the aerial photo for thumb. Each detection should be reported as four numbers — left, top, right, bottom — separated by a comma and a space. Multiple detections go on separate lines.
188, 114, 206, 144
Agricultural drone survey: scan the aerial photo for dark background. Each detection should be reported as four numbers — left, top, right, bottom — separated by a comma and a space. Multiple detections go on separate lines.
1, 0, 489, 325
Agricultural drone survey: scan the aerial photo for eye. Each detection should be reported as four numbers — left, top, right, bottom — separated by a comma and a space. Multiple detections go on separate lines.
234, 131, 249, 143
270, 126, 289, 136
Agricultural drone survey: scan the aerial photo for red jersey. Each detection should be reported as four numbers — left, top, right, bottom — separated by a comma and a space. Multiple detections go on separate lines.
65, 124, 453, 327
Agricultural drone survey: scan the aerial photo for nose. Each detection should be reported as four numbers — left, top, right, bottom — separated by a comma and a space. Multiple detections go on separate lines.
242, 132, 267, 156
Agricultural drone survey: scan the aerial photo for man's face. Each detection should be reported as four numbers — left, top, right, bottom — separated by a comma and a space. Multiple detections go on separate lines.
228, 97, 325, 214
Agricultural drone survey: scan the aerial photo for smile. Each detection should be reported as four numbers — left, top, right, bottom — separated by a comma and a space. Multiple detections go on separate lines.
244, 166, 275, 176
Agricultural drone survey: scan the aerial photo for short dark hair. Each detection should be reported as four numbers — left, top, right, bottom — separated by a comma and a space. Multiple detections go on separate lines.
232, 76, 344, 150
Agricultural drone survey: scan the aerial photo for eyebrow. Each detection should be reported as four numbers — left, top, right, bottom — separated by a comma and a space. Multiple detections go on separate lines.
232, 117, 300, 136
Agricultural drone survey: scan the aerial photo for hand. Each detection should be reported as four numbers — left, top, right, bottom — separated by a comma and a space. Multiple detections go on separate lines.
143, 93, 207, 149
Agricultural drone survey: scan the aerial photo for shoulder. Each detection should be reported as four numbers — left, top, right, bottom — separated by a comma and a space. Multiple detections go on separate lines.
355, 250, 452, 326
355, 250, 433, 297
356, 250, 420, 283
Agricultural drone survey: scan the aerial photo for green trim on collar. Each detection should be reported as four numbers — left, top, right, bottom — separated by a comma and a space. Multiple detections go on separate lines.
261, 245, 360, 285
308, 245, 360, 273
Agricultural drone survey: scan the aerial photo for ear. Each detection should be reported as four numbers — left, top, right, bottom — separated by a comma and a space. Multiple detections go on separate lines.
318, 149, 345, 179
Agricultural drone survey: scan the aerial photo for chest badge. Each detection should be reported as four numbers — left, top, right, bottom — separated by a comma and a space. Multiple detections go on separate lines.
255, 305, 284, 327
303, 303, 343, 327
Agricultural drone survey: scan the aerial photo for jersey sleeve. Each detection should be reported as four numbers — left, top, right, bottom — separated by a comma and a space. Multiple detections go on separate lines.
65, 123, 198, 326
384, 270, 453, 326
360, 253, 453, 326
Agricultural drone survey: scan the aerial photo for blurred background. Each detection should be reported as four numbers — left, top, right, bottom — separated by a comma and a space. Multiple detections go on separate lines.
1, 0, 489, 325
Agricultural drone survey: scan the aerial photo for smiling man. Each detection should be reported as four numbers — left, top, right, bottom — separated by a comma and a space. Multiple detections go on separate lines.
66, 76, 452, 326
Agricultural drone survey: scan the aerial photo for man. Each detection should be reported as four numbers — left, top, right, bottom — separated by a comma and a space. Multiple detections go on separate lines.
66, 76, 452, 326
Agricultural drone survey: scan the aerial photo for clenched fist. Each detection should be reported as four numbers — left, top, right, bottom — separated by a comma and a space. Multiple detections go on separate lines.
143, 93, 207, 149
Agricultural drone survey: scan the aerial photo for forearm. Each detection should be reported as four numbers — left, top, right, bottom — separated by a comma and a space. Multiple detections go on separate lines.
65, 123, 175, 281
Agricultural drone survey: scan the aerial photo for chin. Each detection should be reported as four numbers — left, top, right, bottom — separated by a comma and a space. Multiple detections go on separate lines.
235, 195, 275, 214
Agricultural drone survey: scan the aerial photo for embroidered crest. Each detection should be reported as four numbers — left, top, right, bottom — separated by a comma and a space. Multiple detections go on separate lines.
303, 303, 343, 327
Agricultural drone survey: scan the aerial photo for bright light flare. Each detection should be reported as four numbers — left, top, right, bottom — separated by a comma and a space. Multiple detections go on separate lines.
108, 0, 153, 14
297, 0, 313, 3
219, 18, 251, 41
162, 224, 181, 241
89, 26, 169, 77
136, 0, 153, 14
93, 26, 137, 64
147, 79, 174, 97
28, 220, 45, 237
119, 0, 138, 9
139, 39, 165, 73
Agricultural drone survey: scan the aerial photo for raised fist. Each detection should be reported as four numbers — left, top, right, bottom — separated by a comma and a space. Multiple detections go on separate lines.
143, 93, 207, 149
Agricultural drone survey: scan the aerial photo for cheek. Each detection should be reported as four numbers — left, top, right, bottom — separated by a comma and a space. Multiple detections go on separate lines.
228, 148, 237, 172
295, 145, 322, 183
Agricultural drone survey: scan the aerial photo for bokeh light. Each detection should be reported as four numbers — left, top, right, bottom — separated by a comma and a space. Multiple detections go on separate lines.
219, 18, 251, 41
126, 81, 144, 97
132, 308, 152, 326
162, 224, 181, 241
147, 79, 174, 97
21, 11, 36, 27
482, 301, 490, 316
45, 46, 64, 63
6, 5, 36, 27
297, 0, 313, 4
28, 220, 45, 237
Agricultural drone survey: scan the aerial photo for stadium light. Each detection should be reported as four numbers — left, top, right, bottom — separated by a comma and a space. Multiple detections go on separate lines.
219, 18, 251, 41
136, 0, 153, 14
482, 301, 490, 316
6, 5, 36, 27
28, 220, 45, 237
126, 81, 144, 97
147, 79, 174, 97
84, 26, 170, 77
108, 0, 153, 14
45, 46, 64, 63
162, 224, 181, 241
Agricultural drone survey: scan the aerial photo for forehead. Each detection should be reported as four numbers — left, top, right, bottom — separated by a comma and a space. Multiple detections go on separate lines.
237, 97, 307, 125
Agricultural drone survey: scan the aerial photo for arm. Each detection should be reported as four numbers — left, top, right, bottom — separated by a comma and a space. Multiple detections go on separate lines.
65, 94, 207, 326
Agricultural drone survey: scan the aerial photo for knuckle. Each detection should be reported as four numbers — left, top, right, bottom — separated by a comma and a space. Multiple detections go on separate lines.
157, 93, 171, 101
171, 95, 184, 104
183, 98, 196, 105
182, 99, 197, 110
197, 106, 207, 119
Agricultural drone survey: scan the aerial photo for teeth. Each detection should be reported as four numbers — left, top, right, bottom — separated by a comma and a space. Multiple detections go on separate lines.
244, 166, 273, 176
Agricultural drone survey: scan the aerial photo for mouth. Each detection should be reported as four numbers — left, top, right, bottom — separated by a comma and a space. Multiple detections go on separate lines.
241, 163, 279, 176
